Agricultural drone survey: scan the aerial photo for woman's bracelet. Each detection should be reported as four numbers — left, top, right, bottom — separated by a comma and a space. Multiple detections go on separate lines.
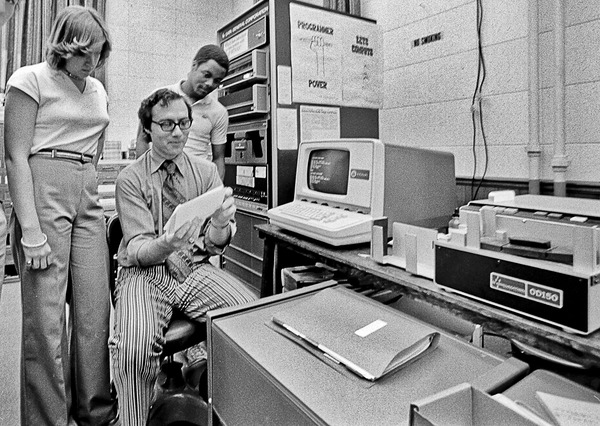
211, 220, 230, 230
21, 233, 48, 249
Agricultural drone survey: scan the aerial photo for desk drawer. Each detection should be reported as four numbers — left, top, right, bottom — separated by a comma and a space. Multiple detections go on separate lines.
211, 326, 317, 425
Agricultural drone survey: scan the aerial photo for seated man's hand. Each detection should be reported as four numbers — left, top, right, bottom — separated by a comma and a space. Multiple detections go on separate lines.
164, 217, 202, 251
211, 187, 236, 228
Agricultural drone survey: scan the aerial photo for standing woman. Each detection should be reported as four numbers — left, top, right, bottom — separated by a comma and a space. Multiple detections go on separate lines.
4, 6, 117, 426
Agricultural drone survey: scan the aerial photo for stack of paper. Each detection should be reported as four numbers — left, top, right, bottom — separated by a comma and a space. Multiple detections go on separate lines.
163, 185, 225, 234
536, 391, 600, 426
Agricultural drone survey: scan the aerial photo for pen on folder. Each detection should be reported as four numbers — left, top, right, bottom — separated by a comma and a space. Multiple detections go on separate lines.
281, 323, 339, 364
276, 320, 376, 381
322, 352, 340, 364
317, 344, 376, 381
278, 321, 319, 347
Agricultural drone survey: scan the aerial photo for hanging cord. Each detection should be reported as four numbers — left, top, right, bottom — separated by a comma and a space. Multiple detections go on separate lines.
470, 0, 489, 200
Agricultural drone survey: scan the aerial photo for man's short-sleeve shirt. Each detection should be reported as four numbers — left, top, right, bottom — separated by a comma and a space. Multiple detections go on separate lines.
164, 81, 228, 160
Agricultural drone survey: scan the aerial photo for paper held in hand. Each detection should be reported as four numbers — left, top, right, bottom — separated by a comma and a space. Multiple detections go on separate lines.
163, 185, 226, 234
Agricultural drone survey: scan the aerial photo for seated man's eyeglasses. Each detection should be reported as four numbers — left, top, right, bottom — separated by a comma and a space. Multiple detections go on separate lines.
151, 118, 193, 132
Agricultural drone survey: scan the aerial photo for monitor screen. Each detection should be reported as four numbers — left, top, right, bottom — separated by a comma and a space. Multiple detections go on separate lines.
308, 149, 350, 195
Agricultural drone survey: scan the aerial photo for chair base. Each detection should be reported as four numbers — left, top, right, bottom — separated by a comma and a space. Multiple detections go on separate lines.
147, 360, 209, 426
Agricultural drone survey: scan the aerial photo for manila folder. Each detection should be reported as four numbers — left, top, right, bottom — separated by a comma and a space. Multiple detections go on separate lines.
272, 287, 440, 381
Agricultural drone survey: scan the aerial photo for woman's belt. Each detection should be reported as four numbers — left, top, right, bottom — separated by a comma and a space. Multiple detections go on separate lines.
35, 148, 94, 164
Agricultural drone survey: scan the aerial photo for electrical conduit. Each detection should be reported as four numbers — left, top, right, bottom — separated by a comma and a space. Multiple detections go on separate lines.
552, 0, 570, 196
527, 0, 541, 194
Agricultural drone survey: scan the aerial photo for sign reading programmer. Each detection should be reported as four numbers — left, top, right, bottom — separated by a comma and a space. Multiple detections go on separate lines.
289, 3, 382, 109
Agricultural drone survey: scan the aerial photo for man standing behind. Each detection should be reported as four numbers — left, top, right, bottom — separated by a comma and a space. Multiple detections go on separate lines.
136, 44, 229, 180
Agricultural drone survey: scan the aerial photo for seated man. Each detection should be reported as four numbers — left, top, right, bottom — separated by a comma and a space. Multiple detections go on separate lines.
109, 88, 256, 426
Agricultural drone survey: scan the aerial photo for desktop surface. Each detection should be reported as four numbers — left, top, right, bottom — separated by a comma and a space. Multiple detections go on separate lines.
257, 223, 600, 368
208, 284, 527, 426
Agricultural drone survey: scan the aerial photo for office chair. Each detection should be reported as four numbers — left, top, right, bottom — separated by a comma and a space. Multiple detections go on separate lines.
106, 213, 209, 426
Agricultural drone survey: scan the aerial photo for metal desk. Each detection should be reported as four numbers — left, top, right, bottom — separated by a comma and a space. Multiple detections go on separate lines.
257, 223, 600, 372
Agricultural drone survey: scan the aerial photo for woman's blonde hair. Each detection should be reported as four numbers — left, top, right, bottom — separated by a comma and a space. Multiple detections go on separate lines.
46, 5, 111, 70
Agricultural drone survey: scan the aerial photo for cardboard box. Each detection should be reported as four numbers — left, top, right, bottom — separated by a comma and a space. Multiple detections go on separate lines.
410, 383, 539, 426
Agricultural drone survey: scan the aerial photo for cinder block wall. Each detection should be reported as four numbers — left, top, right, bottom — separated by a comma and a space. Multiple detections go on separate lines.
104, 0, 239, 149
104, 1, 600, 190
362, 0, 600, 185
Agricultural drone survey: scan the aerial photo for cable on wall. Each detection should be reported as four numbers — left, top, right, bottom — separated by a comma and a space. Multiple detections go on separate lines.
470, 0, 489, 200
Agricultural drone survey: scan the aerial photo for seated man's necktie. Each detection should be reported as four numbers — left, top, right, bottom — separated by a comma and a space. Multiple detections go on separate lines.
162, 160, 187, 227
162, 160, 194, 282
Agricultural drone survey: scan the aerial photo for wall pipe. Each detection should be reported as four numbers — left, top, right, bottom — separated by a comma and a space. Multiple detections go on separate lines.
527, 0, 541, 195
552, 0, 570, 196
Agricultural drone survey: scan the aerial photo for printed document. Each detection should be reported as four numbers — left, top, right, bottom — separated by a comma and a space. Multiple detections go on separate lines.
163, 185, 225, 234
536, 391, 600, 426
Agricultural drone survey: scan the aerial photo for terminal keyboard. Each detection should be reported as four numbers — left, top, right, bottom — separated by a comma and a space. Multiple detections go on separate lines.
280, 202, 353, 223
267, 201, 375, 246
